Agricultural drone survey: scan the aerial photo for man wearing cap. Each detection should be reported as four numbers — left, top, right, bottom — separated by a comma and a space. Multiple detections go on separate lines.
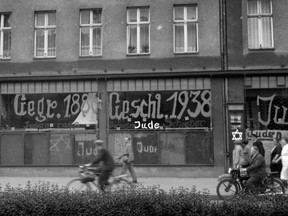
251, 132, 265, 158
241, 146, 266, 193
86, 139, 115, 191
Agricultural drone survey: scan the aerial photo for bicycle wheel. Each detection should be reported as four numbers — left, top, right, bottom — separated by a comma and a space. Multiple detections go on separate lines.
108, 178, 133, 192
216, 179, 239, 200
265, 178, 285, 195
66, 179, 92, 192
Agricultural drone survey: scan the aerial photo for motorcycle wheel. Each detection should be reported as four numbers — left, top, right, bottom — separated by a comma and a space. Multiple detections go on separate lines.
265, 177, 285, 195
216, 178, 239, 200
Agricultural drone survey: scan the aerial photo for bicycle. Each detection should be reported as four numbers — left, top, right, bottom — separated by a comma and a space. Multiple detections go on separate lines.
66, 165, 133, 192
217, 167, 286, 200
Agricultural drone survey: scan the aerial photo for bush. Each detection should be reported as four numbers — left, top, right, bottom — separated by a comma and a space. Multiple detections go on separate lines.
0, 182, 288, 215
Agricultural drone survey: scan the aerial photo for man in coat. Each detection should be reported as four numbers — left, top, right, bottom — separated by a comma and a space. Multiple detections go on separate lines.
241, 146, 267, 193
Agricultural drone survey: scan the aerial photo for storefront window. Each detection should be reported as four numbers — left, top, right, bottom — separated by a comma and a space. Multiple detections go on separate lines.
108, 90, 213, 165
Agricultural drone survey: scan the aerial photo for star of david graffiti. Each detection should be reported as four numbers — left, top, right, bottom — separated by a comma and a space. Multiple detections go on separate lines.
232, 129, 242, 141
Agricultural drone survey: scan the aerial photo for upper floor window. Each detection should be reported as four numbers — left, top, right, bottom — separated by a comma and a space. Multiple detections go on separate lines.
173, 5, 198, 53
127, 7, 150, 55
0, 13, 11, 59
80, 9, 102, 56
247, 0, 273, 49
34, 11, 56, 58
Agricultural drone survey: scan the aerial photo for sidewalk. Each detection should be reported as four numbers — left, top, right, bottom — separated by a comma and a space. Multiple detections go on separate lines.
0, 177, 218, 196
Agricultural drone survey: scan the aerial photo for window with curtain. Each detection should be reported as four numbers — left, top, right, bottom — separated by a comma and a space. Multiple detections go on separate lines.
0, 13, 11, 59
80, 9, 102, 56
247, 0, 273, 49
34, 11, 56, 57
127, 7, 150, 55
173, 5, 198, 53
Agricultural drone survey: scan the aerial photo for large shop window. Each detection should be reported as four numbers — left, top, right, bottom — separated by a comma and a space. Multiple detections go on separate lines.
108, 90, 213, 165
0, 92, 101, 165
245, 88, 288, 165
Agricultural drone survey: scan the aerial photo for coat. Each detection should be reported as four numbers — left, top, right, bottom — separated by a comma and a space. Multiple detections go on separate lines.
246, 153, 266, 179
270, 144, 282, 173
122, 143, 134, 163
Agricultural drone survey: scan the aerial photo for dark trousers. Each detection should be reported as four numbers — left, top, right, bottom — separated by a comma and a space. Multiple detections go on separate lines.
96, 169, 112, 191
246, 176, 262, 193
120, 162, 137, 182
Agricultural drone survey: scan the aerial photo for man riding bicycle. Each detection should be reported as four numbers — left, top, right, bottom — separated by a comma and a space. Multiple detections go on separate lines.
241, 146, 267, 193
86, 139, 115, 191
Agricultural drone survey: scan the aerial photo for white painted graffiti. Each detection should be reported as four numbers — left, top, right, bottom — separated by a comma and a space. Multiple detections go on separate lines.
258, 94, 288, 126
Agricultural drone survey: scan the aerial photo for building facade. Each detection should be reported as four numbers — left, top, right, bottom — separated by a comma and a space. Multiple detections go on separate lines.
1, 0, 286, 177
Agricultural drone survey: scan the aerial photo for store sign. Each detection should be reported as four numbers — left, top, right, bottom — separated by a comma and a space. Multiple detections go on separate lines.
1, 93, 101, 129
109, 90, 211, 129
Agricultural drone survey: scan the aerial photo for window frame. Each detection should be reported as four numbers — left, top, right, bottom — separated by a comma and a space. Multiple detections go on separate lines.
34, 11, 57, 58
126, 7, 150, 55
79, 9, 103, 57
0, 13, 12, 59
173, 4, 199, 54
247, 0, 274, 50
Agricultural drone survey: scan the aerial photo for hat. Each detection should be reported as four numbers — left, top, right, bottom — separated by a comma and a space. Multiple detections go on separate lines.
94, 140, 104, 145
242, 140, 248, 145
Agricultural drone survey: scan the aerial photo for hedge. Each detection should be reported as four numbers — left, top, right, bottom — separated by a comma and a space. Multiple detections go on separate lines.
0, 182, 288, 216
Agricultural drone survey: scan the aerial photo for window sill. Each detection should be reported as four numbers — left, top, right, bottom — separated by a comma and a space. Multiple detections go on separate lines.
79, 55, 102, 59
174, 52, 199, 55
0, 58, 11, 61
33, 57, 56, 60
126, 53, 150, 56
248, 48, 275, 51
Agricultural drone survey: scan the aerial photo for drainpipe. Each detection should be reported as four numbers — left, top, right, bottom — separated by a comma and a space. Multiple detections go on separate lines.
219, 0, 229, 172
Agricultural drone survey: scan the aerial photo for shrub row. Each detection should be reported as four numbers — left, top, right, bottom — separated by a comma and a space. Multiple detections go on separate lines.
0, 182, 288, 216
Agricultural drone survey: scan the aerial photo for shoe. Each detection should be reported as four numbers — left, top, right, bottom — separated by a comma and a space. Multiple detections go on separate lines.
132, 180, 137, 184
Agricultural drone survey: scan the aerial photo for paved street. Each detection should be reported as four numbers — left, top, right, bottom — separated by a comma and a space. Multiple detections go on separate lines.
0, 176, 218, 197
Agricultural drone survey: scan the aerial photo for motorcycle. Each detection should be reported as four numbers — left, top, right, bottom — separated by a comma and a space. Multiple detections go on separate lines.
216, 167, 286, 200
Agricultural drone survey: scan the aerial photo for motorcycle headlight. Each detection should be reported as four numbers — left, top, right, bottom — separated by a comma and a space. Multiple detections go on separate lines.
228, 168, 232, 174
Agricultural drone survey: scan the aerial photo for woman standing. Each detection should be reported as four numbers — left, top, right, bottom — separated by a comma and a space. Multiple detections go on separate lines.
271, 139, 282, 178
275, 136, 288, 182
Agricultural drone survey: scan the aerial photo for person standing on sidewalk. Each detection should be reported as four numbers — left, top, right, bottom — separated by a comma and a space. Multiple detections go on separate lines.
275, 136, 288, 182
117, 136, 137, 183
270, 138, 282, 178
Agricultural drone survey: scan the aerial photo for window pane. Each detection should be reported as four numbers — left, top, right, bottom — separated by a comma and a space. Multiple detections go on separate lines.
248, 18, 259, 48
4, 14, 11, 27
187, 6, 197, 20
174, 7, 184, 21
175, 25, 184, 52
128, 8, 137, 22
36, 13, 45, 26
261, 17, 272, 48
93, 27, 101, 55
35, 30, 45, 56
128, 25, 137, 53
261, 0, 271, 14
3, 30, 11, 57
140, 8, 149, 22
93, 9, 101, 24
140, 25, 149, 53
80, 27, 89, 55
247, 0, 258, 15
48, 12, 56, 26
187, 23, 197, 52
48, 29, 56, 56
81, 10, 90, 25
